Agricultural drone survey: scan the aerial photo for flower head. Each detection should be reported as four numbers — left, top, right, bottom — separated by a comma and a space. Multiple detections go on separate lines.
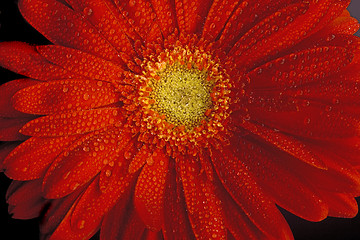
1, 0, 360, 239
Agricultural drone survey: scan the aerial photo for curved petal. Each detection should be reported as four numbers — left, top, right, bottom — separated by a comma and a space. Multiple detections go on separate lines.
0, 42, 79, 81
20, 108, 124, 137
175, 0, 213, 34
0, 79, 39, 118
179, 155, 226, 240
42, 127, 132, 198
163, 160, 195, 240
211, 147, 293, 240
0, 117, 32, 141
6, 179, 48, 219
59, 0, 137, 60
230, 0, 350, 69
19, 0, 123, 63
319, 190, 358, 218
4, 136, 78, 180
233, 136, 328, 222
13, 80, 121, 115
134, 148, 169, 231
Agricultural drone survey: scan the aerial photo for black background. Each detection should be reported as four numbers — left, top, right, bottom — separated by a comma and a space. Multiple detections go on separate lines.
0, 0, 360, 239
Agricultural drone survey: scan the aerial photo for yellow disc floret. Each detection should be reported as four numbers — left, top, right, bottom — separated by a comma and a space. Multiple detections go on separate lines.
152, 63, 213, 129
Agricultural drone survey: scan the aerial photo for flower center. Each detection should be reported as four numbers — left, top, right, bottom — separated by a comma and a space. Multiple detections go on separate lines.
127, 45, 233, 156
152, 63, 213, 129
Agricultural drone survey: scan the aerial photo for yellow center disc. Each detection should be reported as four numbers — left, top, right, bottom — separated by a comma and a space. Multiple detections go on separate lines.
153, 64, 213, 129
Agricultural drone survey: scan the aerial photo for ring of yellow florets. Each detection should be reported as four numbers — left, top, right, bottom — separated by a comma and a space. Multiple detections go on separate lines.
126, 46, 232, 156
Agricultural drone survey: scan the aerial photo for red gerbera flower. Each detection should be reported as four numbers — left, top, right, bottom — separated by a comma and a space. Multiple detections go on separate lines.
1, 0, 360, 239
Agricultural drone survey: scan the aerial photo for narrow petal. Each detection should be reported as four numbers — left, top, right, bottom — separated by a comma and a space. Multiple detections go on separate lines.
211, 148, 293, 240
179, 155, 226, 240
13, 80, 121, 115
201, 0, 241, 41
112, 0, 162, 41
163, 160, 195, 240
0, 42, 78, 81
20, 108, 124, 137
319, 191, 358, 218
40, 185, 88, 237
280, 149, 360, 195
4, 136, 78, 180
248, 105, 360, 139
101, 204, 146, 240
0, 79, 39, 118
0, 117, 32, 141
247, 46, 353, 90
6, 179, 48, 219
233, 137, 328, 222
42, 128, 132, 198
218, 0, 297, 50
237, 119, 326, 169
19, 0, 122, 62
230, 0, 349, 69
128, 144, 151, 174
0, 142, 19, 170
47, 186, 100, 240
98, 140, 136, 192
134, 148, 169, 231
70, 170, 134, 238
60, 0, 137, 59
150, 0, 177, 38
175, 0, 213, 34
216, 180, 266, 240
37, 45, 128, 83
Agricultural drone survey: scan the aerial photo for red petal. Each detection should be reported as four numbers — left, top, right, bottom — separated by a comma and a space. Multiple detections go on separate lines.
320, 191, 358, 218
0, 79, 39, 118
179, 155, 226, 240
163, 160, 195, 240
40, 185, 87, 236
128, 144, 151, 174
150, 0, 177, 38
42, 128, 132, 198
202, 0, 241, 41
248, 104, 360, 139
19, 0, 122, 62
37, 45, 128, 83
101, 203, 146, 240
112, 0, 162, 41
13, 80, 121, 115
0, 143, 19, 170
69, 171, 134, 237
142, 230, 164, 240
218, 0, 297, 51
47, 188, 100, 240
134, 148, 169, 231
7, 179, 48, 219
60, 0, 137, 60
280, 149, 360, 195
233, 137, 328, 222
211, 148, 293, 240
175, 0, 212, 34
4, 136, 78, 180
0, 117, 32, 141
216, 180, 267, 240
230, 0, 349, 69
237, 119, 326, 169
20, 108, 124, 137
247, 46, 352, 90
0, 42, 78, 81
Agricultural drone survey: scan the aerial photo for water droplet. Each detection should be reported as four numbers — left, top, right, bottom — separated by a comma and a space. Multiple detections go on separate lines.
77, 220, 85, 229
83, 7, 93, 16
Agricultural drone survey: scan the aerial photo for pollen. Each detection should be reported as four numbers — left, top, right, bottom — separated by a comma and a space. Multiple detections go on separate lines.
152, 63, 213, 129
